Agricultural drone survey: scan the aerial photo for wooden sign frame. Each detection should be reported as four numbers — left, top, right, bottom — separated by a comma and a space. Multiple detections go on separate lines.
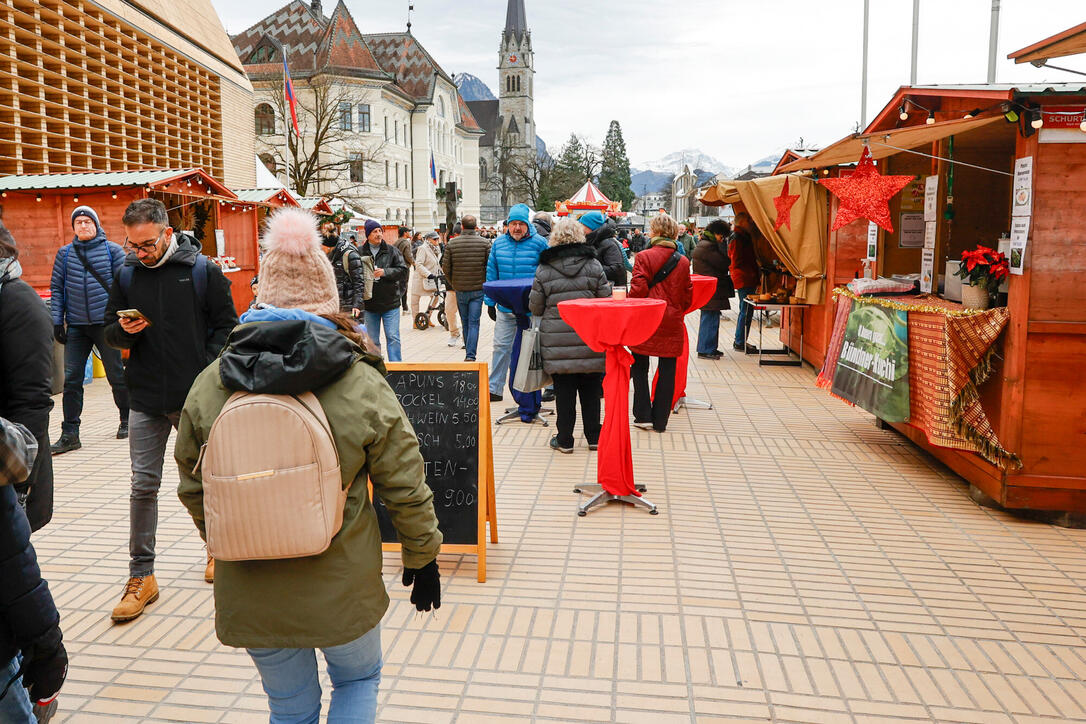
375, 362, 497, 582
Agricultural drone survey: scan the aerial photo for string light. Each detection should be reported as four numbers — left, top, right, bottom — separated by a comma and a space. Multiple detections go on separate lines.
1, 191, 6, 198
1029, 108, 1043, 129
35, 193, 42, 202
963, 108, 980, 119
898, 104, 908, 121
1080, 119, 1086, 133
111, 191, 118, 199
73, 195, 79, 203
925, 110, 935, 125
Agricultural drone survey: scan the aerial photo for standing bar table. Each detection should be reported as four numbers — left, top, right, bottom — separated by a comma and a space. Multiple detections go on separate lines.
654, 273, 718, 412
741, 298, 807, 367
558, 297, 666, 516
483, 278, 549, 424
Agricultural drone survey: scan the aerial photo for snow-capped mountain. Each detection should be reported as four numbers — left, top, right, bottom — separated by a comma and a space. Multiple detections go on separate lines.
453, 73, 495, 102
633, 149, 733, 177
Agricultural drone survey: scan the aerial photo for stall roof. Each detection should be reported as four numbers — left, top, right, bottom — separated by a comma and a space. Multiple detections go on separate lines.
0, 169, 237, 198
779, 115, 1004, 173
1009, 21, 1086, 64
867, 83, 1086, 131
233, 188, 299, 206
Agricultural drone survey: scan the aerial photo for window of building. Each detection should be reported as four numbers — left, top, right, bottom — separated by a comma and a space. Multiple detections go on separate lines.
338, 102, 351, 131
255, 103, 276, 135
438, 96, 445, 117
515, 76, 521, 92
384, 116, 389, 140
395, 163, 399, 188
349, 153, 364, 183
358, 104, 371, 132
394, 119, 398, 144
385, 160, 389, 186
248, 45, 278, 63
259, 153, 276, 175
479, 158, 488, 183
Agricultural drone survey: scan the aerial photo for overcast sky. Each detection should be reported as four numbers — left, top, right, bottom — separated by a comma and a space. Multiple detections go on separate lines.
212, 0, 1086, 169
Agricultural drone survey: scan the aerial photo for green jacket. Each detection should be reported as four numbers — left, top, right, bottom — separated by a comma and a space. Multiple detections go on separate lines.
175, 318, 442, 649
677, 233, 696, 258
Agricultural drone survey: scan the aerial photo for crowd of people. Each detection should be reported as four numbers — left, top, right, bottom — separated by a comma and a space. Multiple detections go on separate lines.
0, 194, 760, 722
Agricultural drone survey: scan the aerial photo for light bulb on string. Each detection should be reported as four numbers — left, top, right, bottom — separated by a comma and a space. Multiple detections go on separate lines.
1080, 119, 1086, 133
963, 108, 980, 119
925, 111, 935, 125
1029, 109, 1043, 129
898, 104, 908, 121
35, 193, 42, 202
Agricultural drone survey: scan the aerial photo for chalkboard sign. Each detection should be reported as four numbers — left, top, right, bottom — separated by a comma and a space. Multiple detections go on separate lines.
373, 362, 497, 581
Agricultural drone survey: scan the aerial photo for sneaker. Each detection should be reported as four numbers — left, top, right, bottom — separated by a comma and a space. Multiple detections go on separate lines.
489, 392, 503, 402
110, 574, 159, 623
633, 421, 654, 430
465, 356, 476, 362
447, 336, 459, 347
33, 699, 58, 724
204, 552, 215, 583
50, 434, 80, 456
116, 421, 129, 439
697, 352, 722, 360
549, 436, 573, 454
541, 388, 555, 402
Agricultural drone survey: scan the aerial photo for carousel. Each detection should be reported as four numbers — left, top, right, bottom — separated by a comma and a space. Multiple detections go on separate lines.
555, 180, 624, 218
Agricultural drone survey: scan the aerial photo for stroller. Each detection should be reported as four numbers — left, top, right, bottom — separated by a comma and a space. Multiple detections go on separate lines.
414, 275, 449, 331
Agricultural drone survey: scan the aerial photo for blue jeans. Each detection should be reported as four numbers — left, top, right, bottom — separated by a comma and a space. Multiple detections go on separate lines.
696, 310, 721, 355
248, 626, 382, 724
457, 290, 484, 361
364, 308, 401, 362
735, 287, 756, 346
488, 309, 517, 395
0, 655, 33, 723
62, 323, 128, 435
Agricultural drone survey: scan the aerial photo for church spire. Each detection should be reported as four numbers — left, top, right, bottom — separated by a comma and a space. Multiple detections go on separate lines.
504, 0, 527, 42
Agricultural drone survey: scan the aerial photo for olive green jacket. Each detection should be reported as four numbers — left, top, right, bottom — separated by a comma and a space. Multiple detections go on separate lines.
175, 321, 441, 649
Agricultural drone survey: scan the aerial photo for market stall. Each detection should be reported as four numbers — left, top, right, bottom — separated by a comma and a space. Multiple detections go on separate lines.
555, 180, 623, 218
774, 82, 1086, 518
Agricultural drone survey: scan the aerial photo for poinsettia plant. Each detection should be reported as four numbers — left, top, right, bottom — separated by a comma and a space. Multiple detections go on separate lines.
955, 244, 1009, 293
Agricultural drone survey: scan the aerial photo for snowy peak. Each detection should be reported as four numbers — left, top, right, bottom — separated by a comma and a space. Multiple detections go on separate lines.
634, 149, 733, 176
453, 73, 496, 101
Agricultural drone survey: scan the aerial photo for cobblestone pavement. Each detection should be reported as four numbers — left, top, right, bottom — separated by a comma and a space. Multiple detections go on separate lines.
36, 309, 1086, 723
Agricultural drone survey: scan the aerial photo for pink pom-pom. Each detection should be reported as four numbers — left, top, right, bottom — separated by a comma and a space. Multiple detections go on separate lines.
262, 207, 321, 256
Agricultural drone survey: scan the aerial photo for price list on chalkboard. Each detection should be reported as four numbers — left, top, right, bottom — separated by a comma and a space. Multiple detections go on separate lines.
376, 370, 481, 545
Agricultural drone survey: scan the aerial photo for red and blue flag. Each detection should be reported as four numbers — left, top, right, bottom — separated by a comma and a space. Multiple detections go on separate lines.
283, 56, 300, 137
430, 152, 437, 185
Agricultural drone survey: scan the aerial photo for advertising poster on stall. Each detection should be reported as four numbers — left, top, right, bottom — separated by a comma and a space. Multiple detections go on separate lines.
923, 221, 937, 249
831, 301, 910, 422
866, 222, 878, 260
1013, 156, 1033, 217
923, 175, 939, 222
899, 213, 925, 248
900, 178, 925, 212
1009, 216, 1030, 275
920, 249, 935, 292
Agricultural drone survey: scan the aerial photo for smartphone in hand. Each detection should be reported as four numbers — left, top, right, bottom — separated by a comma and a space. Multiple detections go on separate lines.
117, 309, 151, 325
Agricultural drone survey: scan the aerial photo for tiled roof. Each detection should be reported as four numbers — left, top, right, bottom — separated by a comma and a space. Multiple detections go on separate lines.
232, 1, 326, 71
316, 2, 384, 74
364, 32, 453, 102
466, 100, 500, 146
457, 96, 482, 133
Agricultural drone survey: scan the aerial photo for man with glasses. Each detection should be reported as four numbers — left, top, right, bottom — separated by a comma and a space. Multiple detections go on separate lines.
103, 198, 238, 623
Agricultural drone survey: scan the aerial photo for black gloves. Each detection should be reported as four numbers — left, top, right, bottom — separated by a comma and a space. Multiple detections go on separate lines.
402, 559, 441, 612
22, 626, 67, 703
53, 325, 66, 344
487, 306, 497, 322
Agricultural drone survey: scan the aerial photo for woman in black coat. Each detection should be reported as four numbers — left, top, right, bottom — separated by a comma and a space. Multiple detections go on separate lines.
0, 221, 55, 531
691, 219, 734, 359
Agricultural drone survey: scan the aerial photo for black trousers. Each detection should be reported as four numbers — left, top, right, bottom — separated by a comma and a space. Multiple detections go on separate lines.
551, 372, 603, 448
631, 354, 677, 432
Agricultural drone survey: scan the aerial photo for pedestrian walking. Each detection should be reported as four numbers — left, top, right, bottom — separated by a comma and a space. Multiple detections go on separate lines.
358, 220, 407, 362
691, 219, 734, 359
532, 211, 552, 239
440, 225, 461, 348
677, 224, 697, 258
394, 226, 415, 317
578, 211, 627, 287
49, 205, 130, 454
484, 203, 549, 402
321, 220, 364, 317
0, 416, 67, 724
409, 231, 442, 320
729, 211, 759, 352
528, 218, 610, 454
442, 214, 490, 362
174, 207, 441, 724
628, 213, 693, 433
0, 220, 55, 532
630, 229, 647, 254
104, 198, 238, 623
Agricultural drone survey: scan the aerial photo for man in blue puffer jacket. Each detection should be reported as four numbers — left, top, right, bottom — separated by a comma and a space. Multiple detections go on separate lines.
49, 206, 129, 454
485, 203, 549, 400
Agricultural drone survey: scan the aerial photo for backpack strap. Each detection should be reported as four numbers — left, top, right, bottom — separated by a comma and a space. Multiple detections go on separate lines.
648, 250, 682, 289
192, 255, 208, 306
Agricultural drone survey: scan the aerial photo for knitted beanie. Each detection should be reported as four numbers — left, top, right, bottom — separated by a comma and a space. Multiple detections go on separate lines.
363, 219, 382, 238
71, 205, 102, 232
578, 211, 606, 231
258, 208, 339, 315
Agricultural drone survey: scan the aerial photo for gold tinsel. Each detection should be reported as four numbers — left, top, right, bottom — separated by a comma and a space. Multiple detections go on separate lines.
831, 287, 999, 318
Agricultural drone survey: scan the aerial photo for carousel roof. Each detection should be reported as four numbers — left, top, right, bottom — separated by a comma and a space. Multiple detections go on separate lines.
567, 180, 611, 207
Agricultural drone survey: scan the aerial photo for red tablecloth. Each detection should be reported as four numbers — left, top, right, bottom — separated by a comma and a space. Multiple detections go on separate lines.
559, 298, 666, 496
653, 274, 717, 407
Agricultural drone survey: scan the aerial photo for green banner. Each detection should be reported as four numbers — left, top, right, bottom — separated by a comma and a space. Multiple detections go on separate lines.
831, 300, 910, 422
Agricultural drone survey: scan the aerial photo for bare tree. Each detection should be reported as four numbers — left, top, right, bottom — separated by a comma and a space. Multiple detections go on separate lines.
483, 129, 530, 212
258, 73, 388, 207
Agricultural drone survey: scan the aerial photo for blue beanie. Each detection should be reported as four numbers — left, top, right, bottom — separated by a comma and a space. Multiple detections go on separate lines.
363, 219, 382, 238
71, 205, 102, 232
579, 211, 606, 231
507, 203, 532, 225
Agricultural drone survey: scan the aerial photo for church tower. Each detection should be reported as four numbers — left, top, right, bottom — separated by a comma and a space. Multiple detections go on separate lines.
497, 0, 534, 151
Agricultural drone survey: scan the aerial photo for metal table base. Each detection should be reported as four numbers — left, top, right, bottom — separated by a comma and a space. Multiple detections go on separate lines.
742, 299, 805, 367
495, 406, 554, 426
573, 483, 657, 516
673, 396, 713, 413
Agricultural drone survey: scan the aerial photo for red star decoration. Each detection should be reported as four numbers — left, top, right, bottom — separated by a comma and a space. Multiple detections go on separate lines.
819, 147, 914, 232
772, 177, 800, 230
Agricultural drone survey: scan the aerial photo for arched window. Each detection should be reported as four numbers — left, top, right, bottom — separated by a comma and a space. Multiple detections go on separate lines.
437, 96, 446, 118
515, 76, 521, 93
259, 153, 276, 175
255, 103, 275, 135
479, 158, 488, 183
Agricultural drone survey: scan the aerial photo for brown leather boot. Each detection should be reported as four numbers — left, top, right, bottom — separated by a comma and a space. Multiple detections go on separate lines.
111, 574, 159, 623
204, 552, 215, 583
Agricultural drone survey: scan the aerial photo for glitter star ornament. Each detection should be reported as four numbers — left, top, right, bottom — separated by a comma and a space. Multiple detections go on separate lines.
772, 177, 801, 230
819, 147, 914, 232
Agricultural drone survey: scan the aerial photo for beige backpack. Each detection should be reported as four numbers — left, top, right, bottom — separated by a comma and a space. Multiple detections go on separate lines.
198, 391, 347, 561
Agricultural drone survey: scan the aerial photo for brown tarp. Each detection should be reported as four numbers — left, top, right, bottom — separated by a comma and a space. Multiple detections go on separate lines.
698, 174, 828, 304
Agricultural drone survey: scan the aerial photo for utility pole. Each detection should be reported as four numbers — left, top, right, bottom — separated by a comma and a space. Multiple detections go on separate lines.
987, 0, 1001, 83
910, 0, 919, 85
861, 0, 870, 128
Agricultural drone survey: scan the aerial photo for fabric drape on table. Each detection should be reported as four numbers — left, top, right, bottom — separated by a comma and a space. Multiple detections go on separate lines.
653, 275, 717, 408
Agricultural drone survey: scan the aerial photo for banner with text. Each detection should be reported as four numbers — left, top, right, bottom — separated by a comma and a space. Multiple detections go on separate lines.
831, 300, 910, 422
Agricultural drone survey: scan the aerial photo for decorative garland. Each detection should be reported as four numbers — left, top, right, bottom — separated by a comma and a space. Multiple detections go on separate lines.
831, 287, 997, 318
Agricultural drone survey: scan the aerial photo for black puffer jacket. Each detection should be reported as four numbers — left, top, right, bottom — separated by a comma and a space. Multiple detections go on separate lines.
104, 234, 239, 415
327, 241, 365, 312
691, 231, 734, 311
528, 244, 611, 375
0, 272, 54, 531
358, 241, 407, 313
585, 220, 627, 287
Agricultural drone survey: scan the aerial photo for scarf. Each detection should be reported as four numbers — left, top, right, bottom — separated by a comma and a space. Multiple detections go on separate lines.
0, 256, 22, 282
141, 235, 178, 269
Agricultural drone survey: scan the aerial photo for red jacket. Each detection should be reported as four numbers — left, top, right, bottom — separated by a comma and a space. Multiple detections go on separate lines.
628, 239, 693, 358
728, 229, 759, 290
